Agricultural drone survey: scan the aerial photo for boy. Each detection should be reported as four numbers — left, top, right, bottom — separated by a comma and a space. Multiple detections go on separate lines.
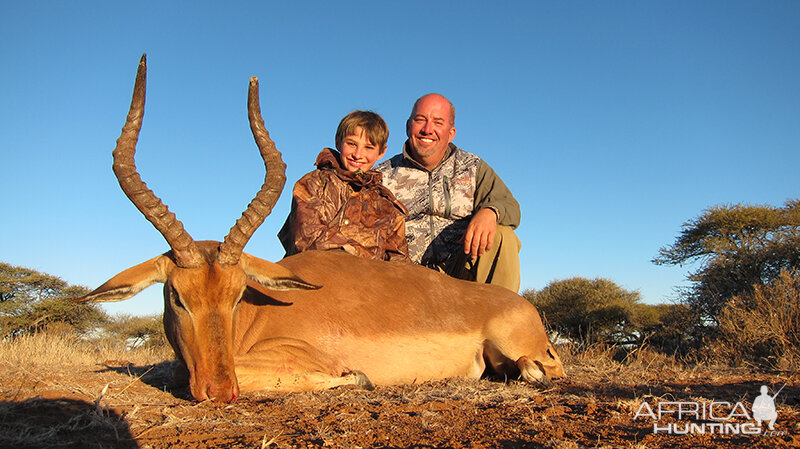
278, 110, 409, 261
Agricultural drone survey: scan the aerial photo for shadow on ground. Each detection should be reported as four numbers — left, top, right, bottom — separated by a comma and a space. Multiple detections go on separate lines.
98, 360, 192, 400
0, 397, 139, 449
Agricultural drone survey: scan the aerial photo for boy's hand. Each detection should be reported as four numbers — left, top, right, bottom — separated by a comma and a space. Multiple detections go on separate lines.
463, 208, 498, 260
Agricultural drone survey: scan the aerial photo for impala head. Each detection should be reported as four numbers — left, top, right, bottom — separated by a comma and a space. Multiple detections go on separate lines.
76, 55, 317, 402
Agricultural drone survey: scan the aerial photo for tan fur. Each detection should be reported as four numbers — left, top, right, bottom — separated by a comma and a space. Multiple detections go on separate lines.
80, 245, 564, 401
236, 250, 564, 388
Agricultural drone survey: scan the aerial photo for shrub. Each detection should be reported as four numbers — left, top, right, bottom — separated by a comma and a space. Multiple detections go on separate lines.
0, 262, 107, 337
635, 303, 703, 357
654, 199, 800, 325
525, 277, 642, 347
103, 314, 169, 350
711, 269, 800, 370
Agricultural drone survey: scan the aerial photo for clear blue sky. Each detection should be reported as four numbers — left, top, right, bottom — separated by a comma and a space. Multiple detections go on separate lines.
2, 1, 798, 317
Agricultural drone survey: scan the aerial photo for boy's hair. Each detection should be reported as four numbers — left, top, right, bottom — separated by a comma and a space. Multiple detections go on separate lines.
335, 110, 389, 150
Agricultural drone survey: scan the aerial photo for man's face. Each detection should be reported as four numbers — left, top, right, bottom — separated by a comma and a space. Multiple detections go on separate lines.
338, 127, 386, 172
406, 95, 456, 167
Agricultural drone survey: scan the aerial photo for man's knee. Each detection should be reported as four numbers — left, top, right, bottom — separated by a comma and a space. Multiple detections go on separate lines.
476, 225, 521, 292
437, 226, 521, 291
495, 225, 521, 252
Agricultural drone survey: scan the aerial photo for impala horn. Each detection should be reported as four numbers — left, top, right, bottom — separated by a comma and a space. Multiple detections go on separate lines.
112, 54, 204, 268
112, 55, 284, 267
217, 75, 286, 266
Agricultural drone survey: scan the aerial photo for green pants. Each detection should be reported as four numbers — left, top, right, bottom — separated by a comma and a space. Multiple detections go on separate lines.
435, 225, 521, 293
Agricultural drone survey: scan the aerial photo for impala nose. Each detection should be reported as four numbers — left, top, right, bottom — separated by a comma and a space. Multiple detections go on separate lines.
207, 383, 239, 403
191, 373, 239, 402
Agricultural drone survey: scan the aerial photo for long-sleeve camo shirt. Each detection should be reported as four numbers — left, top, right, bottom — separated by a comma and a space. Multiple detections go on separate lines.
278, 148, 410, 262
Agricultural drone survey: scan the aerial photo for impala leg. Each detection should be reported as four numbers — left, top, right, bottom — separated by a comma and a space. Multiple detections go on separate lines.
516, 355, 552, 388
493, 337, 564, 386
483, 308, 565, 387
234, 338, 373, 392
482, 343, 555, 388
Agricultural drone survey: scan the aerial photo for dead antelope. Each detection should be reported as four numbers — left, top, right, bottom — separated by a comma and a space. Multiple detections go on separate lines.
77, 55, 564, 402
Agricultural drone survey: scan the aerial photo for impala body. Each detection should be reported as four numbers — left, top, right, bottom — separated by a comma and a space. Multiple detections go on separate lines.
78, 55, 564, 402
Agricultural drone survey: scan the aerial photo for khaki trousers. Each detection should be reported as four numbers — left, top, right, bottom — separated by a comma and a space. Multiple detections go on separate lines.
435, 225, 521, 293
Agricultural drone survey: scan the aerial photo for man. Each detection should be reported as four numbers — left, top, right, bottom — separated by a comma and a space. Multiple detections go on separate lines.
375, 93, 522, 291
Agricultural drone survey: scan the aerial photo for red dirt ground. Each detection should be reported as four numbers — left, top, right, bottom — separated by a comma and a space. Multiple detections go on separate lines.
1, 359, 798, 448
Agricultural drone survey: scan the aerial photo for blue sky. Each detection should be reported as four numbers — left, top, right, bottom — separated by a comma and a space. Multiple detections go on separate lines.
2, 1, 798, 317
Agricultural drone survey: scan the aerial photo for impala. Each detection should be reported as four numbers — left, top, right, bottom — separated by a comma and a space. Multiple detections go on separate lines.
77, 55, 564, 402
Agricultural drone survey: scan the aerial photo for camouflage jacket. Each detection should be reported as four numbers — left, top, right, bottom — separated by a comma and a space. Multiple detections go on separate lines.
278, 148, 410, 262
375, 142, 520, 266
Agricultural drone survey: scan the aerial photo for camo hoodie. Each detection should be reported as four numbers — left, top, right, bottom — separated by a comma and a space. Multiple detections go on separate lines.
278, 148, 410, 262
375, 142, 520, 267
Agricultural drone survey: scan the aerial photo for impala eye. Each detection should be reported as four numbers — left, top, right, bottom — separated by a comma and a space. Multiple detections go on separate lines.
170, 286, 186, 310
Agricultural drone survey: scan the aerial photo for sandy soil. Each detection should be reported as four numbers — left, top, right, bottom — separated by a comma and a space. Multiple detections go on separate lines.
1, 359, 798, 448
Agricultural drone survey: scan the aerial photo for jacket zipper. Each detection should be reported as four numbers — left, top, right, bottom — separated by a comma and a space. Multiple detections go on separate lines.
427, 171, 435, 246
443, 175, 451, 219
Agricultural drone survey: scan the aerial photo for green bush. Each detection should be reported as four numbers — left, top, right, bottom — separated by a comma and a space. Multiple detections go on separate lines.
104, 314, 169, 350
634, 303, 702, 357
654, 199, 800, 324
0, 262, 107, 337
525, 277, 642, 346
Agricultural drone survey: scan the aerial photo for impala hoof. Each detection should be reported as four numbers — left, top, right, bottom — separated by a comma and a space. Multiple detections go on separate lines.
353, 370, 374, 391
517, 356, 554, 389
533, 374, 553, 389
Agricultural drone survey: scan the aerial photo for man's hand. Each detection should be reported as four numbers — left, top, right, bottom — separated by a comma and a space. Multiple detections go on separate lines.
463, 208, 498, 260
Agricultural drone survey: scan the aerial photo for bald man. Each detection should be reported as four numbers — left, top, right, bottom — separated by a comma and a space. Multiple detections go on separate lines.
375, 93, 522, 292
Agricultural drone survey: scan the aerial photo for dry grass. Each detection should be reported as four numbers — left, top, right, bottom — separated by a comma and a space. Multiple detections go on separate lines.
713, 269, 800, 370
0, 331, 177, 449
556, 342, 698, 386
0, 331, 174, 370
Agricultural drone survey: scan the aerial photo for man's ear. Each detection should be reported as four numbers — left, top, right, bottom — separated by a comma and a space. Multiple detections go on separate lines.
447, 125, 456, 143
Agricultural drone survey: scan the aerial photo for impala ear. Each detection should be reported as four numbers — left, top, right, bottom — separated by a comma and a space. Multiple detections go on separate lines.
240, 253, 320, 291
74, 255, 173, 303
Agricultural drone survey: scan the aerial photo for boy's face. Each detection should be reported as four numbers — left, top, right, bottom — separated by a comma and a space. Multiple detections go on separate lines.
338, 127, 386, 172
